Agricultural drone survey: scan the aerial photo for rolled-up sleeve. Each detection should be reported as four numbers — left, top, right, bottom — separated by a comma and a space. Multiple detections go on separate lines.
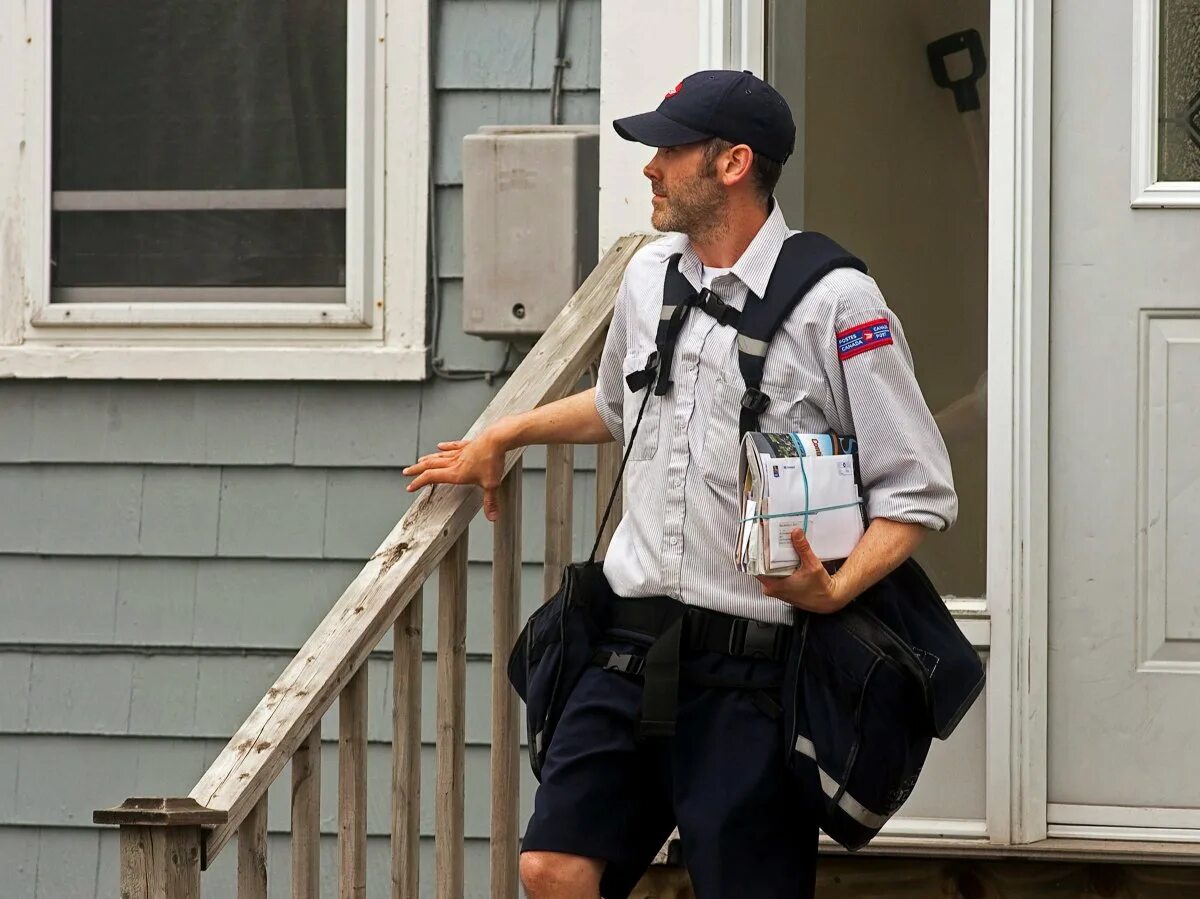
594, 276, 630, 444
822, 277, 958, 531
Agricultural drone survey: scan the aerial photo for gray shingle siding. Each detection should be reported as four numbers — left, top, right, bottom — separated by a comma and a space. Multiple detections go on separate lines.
0, 2, 601, 896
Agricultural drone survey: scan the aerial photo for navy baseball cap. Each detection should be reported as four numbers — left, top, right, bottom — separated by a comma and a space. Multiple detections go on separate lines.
613, 69, 795, 164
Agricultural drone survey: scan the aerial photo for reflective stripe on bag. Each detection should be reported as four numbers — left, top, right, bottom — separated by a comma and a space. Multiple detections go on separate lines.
794, 734, 890, 830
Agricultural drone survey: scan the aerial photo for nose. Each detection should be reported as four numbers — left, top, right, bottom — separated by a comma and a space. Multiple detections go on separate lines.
643, 151, 664, 182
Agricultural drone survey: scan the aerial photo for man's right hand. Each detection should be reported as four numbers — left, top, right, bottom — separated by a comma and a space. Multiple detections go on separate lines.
401, 388, 614, 523
403, 430, 508, 521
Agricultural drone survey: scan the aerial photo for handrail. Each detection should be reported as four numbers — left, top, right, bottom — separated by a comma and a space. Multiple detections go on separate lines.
155, 232, 656, 867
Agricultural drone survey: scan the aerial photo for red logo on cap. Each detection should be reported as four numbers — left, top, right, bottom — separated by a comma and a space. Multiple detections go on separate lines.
665, 81, 683, 99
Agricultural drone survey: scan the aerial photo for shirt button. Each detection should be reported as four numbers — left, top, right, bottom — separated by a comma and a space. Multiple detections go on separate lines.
668, 536, 680, 546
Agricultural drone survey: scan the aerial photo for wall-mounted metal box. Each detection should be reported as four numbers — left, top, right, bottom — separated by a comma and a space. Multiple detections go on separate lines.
462, 125, 599, 340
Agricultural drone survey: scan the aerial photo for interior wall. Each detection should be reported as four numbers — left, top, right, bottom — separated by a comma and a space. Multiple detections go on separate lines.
770, 0, 990, 596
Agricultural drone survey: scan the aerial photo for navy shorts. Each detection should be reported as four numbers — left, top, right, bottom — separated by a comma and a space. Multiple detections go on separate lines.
521, 633, 819, 899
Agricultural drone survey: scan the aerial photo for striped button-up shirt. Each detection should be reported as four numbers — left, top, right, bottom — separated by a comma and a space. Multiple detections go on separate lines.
593, 201, 957, 625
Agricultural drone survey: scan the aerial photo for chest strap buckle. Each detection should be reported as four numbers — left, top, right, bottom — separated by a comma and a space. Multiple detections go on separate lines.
699, 289, 740, 327
740, 387, 771, 414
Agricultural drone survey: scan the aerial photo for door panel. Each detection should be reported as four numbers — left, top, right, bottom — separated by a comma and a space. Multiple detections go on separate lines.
1049, 0, 1200, 811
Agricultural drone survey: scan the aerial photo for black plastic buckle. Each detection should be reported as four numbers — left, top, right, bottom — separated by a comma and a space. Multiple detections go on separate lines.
740, 387, 771, 414
700, 290, 724, 317
624, 350, 661, 392
601, 652, 646, 676
625, 370, 651, 391
742, 620, 780, 660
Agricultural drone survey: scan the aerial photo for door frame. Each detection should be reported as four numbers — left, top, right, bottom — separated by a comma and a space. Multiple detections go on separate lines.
982, 0, 1051, 845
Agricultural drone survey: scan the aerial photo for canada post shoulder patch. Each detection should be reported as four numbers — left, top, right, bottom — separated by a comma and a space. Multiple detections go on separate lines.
837, 318, 893, 361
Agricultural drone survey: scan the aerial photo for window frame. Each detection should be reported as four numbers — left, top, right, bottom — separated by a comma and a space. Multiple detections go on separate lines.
1131, 0, 1200, 207
0, 0, 429, 380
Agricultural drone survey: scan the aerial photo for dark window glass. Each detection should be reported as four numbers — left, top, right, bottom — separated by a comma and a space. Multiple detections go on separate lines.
51, 0, 347, 296
1159, 0, 1200, 182
54, 211, 345, 289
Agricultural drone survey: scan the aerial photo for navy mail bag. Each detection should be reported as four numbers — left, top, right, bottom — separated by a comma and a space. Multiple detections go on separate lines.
783, 557, 984, 850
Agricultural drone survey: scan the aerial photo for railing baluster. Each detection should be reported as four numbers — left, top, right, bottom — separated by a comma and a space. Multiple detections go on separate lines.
237, 794, 268, 899
595, 440, 623, 557
544, 443, 574, 596
339, 666, 368, 899
436, 532, 469, 899
392, 588, 423, 899
491, 464, 523, 899
291, 724, 321, 899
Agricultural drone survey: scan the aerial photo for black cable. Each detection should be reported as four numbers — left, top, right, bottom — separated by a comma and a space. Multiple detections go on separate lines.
550, 0, 573, 124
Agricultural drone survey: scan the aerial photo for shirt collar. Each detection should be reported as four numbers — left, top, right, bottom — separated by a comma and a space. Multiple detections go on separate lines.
675, 198, 791, 300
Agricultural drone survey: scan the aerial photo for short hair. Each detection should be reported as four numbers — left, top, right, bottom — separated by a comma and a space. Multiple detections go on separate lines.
702, 137, 784, 205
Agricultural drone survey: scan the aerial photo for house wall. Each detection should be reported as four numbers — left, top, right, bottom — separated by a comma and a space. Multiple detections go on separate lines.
0, 2, 601, 896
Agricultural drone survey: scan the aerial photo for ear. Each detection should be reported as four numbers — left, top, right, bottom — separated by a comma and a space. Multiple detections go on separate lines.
718, 144, 756, 188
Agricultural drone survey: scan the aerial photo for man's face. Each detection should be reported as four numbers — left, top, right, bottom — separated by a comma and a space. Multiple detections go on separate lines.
643, 142, 726, 236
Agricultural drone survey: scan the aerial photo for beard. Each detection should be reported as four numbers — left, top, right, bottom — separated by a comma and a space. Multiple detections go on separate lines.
651, 169, 727, 240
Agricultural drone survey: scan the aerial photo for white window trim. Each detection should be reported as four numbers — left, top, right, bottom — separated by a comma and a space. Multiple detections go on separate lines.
1131, 0, 1200, 207
692, 0, 1052, 849
699, 1, 766, 77
0, 0, 429, 380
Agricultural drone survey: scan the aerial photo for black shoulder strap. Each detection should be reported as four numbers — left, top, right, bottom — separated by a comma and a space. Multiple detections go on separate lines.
736, 232, 867, 437
653, 254, 699, 396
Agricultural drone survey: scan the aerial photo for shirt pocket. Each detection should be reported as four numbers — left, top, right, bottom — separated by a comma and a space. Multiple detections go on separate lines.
700, 372, 812, 489
621, 349, 662, 462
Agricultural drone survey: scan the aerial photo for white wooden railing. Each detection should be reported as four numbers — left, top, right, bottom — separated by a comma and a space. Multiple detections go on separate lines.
93, 233, 656, 898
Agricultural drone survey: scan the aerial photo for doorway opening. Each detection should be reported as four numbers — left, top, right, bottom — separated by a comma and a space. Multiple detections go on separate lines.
767, 0, 991, 599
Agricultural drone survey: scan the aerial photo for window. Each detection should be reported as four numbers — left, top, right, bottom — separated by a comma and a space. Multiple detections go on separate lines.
1132, 0, 1200, 206
0, 0, 429, 379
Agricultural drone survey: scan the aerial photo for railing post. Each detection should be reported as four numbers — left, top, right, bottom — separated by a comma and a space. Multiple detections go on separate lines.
544, 443, 574, 596
436, 531, 469, 899
491, 462, 523, 899
340, 665, 369, 899
237, 795, 268, 899
392, 587, 423, 899
291, 724, 321, 898
94, 798, 227, 899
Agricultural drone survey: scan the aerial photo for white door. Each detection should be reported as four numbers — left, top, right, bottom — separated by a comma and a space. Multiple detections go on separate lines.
1048, 0, 1200, 829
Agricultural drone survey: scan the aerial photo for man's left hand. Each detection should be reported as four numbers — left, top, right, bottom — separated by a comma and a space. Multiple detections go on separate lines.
755, 527, 851, 614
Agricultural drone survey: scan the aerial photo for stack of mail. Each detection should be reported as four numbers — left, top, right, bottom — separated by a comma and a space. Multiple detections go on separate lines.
736, 431, 866, 576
